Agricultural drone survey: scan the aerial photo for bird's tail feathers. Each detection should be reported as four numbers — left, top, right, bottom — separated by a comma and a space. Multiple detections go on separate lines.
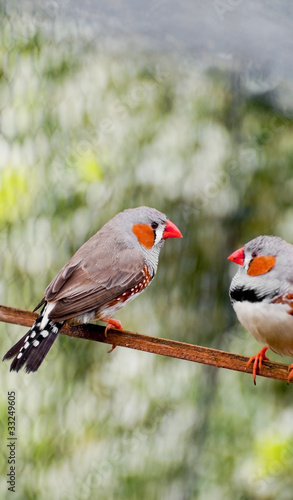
2, 304, 64, 373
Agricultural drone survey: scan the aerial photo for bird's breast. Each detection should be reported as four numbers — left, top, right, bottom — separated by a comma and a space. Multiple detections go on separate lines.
233, 300, 293, 357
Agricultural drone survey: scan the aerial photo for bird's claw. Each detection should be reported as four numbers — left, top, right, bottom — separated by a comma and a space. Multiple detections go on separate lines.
103, 318, 123, 337
287, 363, 293, 383
246, 347, 269, 385
108, 344, 117, 354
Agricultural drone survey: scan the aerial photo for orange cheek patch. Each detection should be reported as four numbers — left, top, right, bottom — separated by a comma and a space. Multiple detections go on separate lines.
132, 224, 155, 249
247, 255, 276, 276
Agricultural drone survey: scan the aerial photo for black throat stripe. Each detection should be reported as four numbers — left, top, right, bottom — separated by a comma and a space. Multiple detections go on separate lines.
230, 285, 268, 303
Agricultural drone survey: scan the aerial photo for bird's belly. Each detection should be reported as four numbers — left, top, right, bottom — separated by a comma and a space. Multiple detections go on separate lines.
233, 301, 293, 356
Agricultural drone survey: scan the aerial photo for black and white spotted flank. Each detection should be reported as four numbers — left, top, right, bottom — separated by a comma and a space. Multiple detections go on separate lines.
3, 304, 63, 373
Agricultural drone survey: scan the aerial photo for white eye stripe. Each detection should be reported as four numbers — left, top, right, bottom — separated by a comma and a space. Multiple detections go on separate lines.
154, 226, 164, 245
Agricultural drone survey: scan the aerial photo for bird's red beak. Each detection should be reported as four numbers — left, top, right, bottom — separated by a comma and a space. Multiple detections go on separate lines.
228, 246, 245, 265
163, 220, 183, 239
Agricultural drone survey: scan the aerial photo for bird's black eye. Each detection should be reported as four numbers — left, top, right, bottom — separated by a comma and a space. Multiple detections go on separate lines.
252, 251, 258, 258
151, 222, 159, 230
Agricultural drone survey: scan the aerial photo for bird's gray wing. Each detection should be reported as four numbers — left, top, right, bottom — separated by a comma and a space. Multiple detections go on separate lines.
44, 245, 147, 321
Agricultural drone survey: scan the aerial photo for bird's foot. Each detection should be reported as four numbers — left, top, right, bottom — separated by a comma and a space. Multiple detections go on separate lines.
102, 317, 123, 353
246, 346, 269, 385
103, 318, 123, 337
108, 344, 117, 354
287, 363, 293, 383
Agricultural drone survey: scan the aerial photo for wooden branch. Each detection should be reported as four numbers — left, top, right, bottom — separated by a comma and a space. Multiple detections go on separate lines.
0, 304, 291, 383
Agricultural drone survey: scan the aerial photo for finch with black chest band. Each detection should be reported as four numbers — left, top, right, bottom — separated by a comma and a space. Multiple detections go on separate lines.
228, 235, 293, 384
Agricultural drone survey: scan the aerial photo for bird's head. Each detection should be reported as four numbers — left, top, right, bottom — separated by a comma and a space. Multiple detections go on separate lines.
122, 206, 182, 250
227, 235, 290, 277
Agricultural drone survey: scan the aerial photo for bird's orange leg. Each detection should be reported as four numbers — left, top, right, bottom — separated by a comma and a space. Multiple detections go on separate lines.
287, 363, 293, 383
246, 346, 270, 385
102, 317, 123, 353
103, 318, 123, 336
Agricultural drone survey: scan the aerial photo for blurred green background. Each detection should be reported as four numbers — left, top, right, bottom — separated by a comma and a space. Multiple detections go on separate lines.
1, 2, 293, 500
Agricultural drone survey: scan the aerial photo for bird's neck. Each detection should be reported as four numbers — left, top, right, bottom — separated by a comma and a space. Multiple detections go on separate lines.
142, 243, 163, 277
